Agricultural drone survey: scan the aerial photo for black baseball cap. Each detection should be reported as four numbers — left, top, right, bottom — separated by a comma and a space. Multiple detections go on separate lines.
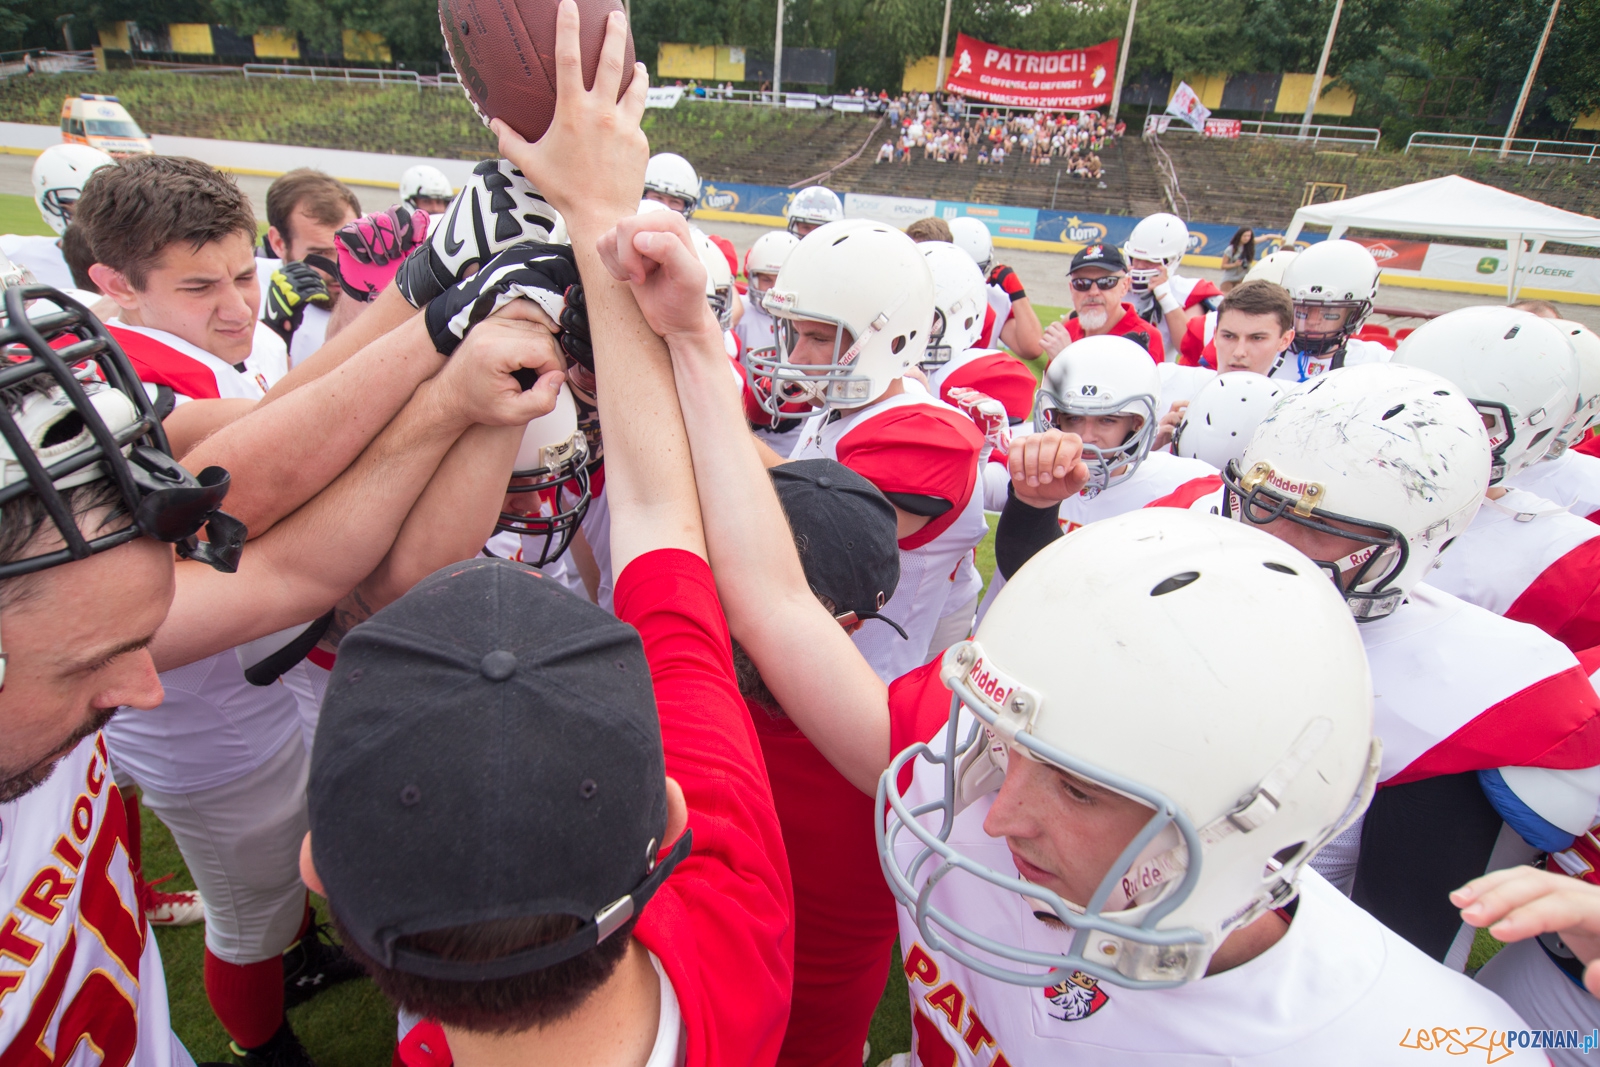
307, 558, 691, 980
1069, 244, 1128, 275
770, 459, 908, 639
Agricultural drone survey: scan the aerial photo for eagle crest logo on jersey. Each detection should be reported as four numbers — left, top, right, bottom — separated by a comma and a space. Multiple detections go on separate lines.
1044, 971, 1109, 1021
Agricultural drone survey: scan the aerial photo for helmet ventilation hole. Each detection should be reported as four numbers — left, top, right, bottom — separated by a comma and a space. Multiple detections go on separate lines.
1150, 571, 1200, 596
832, 234, 850, 246
1503, 325, 1521, 340
1434, 390, 1450, 396
40, 411, 84, 448
1381, 403, 1405, 420
891, 336, 906, 354
1262, 561, 1297, 575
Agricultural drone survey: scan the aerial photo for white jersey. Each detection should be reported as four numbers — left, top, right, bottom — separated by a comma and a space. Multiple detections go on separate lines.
889, 708, 1534, 1066
1156, 363, 1215, 417
1271, 337, 1392, 384
103, 649, 304, 795
1477, 937, 1600, 1067
792, 390, 987, 682
1428, 490, 1600, 635
1132, 273, 1215, 354
0, 733, 194, 1067
984, 284, 1013, 342
735, 291, 779, 354
0, 233, 72, 291
1510, 449, 1600, 523
289, 305, 330, 368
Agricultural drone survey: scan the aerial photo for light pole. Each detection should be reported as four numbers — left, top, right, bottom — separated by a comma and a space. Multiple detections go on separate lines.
56, 14, 75, 51
1108, 0, 1138, 124
934, 0, 954, 97
1500, 0, 1561, 159
772, 0, 785, 100
1299, 0, 1343, 141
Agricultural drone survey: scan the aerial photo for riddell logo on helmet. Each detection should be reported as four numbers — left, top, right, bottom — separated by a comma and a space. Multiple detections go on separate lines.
969, 656, 1018, 709
1265, 470, 1312, 498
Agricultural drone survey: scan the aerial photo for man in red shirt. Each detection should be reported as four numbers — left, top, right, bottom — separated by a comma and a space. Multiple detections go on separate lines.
1040, 244, 1164, 363
299, 9, 793, 1066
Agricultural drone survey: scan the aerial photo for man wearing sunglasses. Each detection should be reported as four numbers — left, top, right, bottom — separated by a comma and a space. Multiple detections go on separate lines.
1040, 245, 1164, 364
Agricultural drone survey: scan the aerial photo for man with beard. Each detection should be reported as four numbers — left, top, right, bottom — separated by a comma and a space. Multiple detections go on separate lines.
1040, 245, 1164, 363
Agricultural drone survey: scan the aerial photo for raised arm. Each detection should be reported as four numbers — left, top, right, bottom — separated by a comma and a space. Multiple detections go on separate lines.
156, 305, 563, 670
599, 209, 890, 794
492, 14, 703, 572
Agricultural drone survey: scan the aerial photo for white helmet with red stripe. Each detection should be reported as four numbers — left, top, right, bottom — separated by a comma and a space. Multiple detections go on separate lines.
1225, 363, 1491, 620
497, 384, 590, 565
1123, 213, 1189, 292
920, 241, 988, 367
879, 507, 1380, 989
744, 219, 933, 414
1392, 305, 1579, 483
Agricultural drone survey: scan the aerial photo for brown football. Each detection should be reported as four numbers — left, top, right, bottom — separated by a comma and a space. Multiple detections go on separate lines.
439, 0, 636, 144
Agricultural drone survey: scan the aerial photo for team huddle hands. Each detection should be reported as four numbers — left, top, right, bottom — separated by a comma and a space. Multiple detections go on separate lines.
9, 2, 1600, 1065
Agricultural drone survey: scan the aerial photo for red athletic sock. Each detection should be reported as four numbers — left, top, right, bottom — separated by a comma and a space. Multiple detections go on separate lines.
203, 949, 284, 1049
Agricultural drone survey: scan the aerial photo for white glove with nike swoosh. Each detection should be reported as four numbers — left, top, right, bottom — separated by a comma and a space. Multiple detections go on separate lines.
395, 158, 563, 308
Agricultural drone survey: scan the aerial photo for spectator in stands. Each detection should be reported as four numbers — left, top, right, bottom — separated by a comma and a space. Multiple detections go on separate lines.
876, 141, 894, 164
977, 146, 990, 165
991, 142, 1006, 165
905, 217, 953, 243
1220, 227, 1256, 292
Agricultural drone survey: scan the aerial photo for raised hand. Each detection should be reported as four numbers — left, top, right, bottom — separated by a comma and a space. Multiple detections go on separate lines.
1042, 319, 1072, 359
1153, 399, 1188, 451
1007, 429, 1090, 507
1453, 866, 1600, 998
263, 261, 330, 343
431, 300, 567, 428
394, 160, 561, 308
596, 209, 719, 348
424, 242, 580, 357
333, 205, 429, 301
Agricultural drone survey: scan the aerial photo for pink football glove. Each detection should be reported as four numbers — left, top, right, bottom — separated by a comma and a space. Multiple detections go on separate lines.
331, 205, 429, 302
948, 386, 1011, 451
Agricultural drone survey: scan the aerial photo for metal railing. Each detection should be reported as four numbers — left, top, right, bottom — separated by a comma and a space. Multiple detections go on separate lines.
1151, 115, 1381, 148
1405, 130, 1600, 164
0, 50, 96, 78
242, 63, 421, 89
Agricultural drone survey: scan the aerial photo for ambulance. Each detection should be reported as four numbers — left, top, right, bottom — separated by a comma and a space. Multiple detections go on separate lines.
59, 94, 153, 158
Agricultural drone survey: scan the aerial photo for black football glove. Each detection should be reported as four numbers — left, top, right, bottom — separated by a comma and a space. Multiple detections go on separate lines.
558, 283, 593, 373
263, 261, 331, 343
423, 242, 581, 358
396, 159, 561, 309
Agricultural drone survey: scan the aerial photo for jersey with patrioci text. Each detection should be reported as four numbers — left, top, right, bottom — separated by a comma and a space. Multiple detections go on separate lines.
0, 732, 191, 1066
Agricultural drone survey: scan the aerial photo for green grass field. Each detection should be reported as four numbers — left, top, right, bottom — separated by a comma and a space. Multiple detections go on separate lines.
0, 190, 52, 237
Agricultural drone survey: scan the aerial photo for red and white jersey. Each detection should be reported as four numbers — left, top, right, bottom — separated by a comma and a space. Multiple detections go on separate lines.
0, 733, 192, 1067
1157, 481, 1600, 784
1428, 489, 1600, 654
735, 292, 779, 355
983, 285, 1014, 345
1178, 310, 1218, 368
886, 704, 1534, 1066
1510, 450, 1600, 525
0, 233, 72, 292
1133, 273, 1221, 354
103, 649, 305, 795
792, 390, 986, 682
925, 348, 1037, 425
105, 320, 286, 402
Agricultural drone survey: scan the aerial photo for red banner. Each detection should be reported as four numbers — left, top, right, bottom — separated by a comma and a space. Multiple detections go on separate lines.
1204, 118, 1242, 139
1347, 236, 1430, 272
943, 33, 1120, 110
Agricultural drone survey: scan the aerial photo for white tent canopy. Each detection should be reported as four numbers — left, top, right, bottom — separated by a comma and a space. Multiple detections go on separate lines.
1283, 175, 1600, 301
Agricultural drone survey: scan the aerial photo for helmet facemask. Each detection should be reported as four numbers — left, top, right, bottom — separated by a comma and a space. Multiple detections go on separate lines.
921, 308, 952, 367
1223, 459, 1411, 620
744, 302, 905, 415
495, 432, 590, 566
1032, 389, 1156, 498
1291, 298, 1371, 358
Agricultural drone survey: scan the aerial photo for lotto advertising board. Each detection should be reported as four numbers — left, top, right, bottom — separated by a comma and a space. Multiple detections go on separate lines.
1033, 209, 1243, 257
943, 33, 1120, 110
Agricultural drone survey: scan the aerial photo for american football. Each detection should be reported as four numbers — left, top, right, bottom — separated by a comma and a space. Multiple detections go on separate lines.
439, 0, 637, 143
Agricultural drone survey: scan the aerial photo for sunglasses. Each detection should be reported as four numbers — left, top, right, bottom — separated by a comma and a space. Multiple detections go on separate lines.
1070, 275, 1125, 292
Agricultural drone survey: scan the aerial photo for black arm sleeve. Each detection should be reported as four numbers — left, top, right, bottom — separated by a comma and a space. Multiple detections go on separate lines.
995, 484, 1064, 581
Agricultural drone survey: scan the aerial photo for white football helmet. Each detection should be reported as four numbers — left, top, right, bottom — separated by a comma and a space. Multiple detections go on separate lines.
949, 216, 994, 274
643, 152, 701, 217
1281, 240, 1379, 357
398, 164, 454, 210
744, 230, 798, 293
496, 384, 590, 565
786, 186, 844, 234
1172, 371, 1284, 472
1393, 306, 1579, 484
1034, 335, 1161, 497
33, 144, 115, 236
1242, 248, 1298, 286
1123, 212, 1189, 292
745, 219, 932, 414
1225, 363, 1492, 620
1547, 321, 1600, 458
693, 230, 736, 330
879, 507, 1380, 989
920, 241, 989, 367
